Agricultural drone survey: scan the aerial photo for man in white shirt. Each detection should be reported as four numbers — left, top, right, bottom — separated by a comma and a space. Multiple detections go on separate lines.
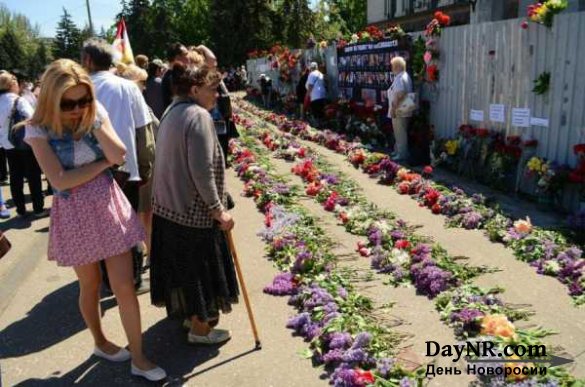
81, 38, 152, 293
305, 62, 328, 127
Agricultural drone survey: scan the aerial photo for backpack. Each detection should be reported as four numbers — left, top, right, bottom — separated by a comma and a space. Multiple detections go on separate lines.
8, 97, 30, 151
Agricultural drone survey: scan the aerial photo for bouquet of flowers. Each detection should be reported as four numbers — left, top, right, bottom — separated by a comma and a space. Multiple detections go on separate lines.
424, 11, 451, 37
528, 0, 568, 27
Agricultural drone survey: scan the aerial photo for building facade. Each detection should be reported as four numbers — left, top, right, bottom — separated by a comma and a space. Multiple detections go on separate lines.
367, 0, 585, 30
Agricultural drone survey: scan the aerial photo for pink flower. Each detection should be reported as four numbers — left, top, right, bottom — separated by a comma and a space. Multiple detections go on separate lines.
424, 51, 433, 64
358, 247, 371, 257
521, 20, 529, 29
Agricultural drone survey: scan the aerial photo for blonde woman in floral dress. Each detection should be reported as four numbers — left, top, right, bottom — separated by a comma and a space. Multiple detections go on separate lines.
25, 59, 166, 382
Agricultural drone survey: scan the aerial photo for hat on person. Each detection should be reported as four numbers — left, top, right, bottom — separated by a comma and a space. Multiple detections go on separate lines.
259, 73, 266, 78
310, 62, 318, 70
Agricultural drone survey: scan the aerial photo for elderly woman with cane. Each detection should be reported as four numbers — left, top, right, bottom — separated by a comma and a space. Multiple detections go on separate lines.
150, 62, 238, 344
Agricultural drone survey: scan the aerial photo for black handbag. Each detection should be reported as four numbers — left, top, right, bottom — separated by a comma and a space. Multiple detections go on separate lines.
8, 97, 31, 151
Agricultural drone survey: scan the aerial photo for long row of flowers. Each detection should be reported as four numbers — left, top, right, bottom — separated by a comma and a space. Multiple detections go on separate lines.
232, 114, 581, 386
234, 98, 585, 307
229, 136, 423, 386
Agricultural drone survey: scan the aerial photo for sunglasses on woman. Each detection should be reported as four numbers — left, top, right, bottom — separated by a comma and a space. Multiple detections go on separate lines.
60, 95, 94, 112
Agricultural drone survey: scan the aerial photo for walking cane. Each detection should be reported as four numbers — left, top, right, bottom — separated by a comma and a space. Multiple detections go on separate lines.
225, 229, 262, 350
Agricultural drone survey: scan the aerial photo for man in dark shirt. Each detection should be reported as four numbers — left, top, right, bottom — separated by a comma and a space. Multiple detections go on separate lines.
144, 59, 165, 119
161, 43, 189, 111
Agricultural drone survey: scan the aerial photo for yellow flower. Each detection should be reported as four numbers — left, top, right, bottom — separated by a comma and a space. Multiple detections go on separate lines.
504, 355, 533, 382
445, 140, 459, 156
480, 314, 516, 339
513, 217, 533, 234
397, 168, 409, 180
527, 157, 542, 172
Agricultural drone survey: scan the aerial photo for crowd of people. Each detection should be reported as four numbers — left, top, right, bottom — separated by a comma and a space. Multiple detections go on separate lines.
1, 40, 242, 382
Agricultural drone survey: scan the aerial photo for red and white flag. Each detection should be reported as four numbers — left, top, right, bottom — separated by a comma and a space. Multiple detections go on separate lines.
112, 17, 134, 64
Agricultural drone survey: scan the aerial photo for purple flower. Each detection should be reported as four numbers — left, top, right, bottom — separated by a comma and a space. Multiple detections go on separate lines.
390, 230, 405, 240
462, 211, 483, 229
342, 348, 369, 364
505, 228, 523, 241
411, 264, 451, 298
264, 272, 298, 296
376, 358, 394, 378
393, 267, 406, 281
321, 174, 340, 185
411, 244, 432, 263
293, 250, 313, 273
559, 260, 585, 282
569, 281, 583, 296
566, 246, 583, 260
273, 183, 291, 195
324, 312, 342, 324
329, 332, 353, 350
324, 302, 339, 315
323, 348, 345, 364
459, 206, 473, 214
471, 193, 485, 205
368, 228, 383, 246
306, 322, 322, 340
337, 287, 348, 299
399, 377, 414, 387
286, 312, 311, 332
451, 308, 484, 324
351, 332, 372, 349
330, 365, 356, 387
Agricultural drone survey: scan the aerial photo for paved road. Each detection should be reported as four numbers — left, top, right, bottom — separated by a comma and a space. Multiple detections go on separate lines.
0, 178, 325, 387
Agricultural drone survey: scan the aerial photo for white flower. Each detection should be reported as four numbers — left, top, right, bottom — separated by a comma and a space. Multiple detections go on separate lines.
390, 248, 410, 266
543, 260, 561, 275
372, 220, 392, 234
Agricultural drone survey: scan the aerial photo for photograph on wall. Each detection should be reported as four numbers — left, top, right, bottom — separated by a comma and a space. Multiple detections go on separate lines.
361, 88, 377, 104
339, 88, 353, 100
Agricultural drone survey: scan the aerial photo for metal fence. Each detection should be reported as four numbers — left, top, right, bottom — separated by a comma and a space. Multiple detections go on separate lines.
430, 11, 585, 166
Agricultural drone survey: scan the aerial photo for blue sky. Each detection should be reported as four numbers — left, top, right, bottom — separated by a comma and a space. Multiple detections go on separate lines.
3, 0, 321, 38
3, 0, 123, 37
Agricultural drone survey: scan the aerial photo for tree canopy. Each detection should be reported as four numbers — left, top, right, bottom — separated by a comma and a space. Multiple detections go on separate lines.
0, 4, 52, 78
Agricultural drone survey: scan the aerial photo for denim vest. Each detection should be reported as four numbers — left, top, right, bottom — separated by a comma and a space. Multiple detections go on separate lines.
47, 130, 107, 198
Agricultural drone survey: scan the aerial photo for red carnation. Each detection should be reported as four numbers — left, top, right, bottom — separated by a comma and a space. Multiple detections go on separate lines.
432, 203, 442, 214
395, 240, 411, 250
355, 369, 375, 385
426, 64, 439, 81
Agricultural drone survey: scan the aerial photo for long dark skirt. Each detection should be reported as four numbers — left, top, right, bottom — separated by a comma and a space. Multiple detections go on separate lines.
150, 215, 239, 322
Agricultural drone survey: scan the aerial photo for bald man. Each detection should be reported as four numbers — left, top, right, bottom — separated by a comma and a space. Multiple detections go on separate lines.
196, 45, 239, 167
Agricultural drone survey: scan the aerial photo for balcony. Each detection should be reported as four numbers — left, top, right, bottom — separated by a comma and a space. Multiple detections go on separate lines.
386, 0, 470, 19
369, 0, 472, 31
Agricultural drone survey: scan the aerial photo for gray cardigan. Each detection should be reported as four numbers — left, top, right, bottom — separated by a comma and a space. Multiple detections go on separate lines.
152, 97, 226, 228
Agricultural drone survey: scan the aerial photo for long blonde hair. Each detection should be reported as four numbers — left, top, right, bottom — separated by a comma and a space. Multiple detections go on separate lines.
29, 59, 97, 137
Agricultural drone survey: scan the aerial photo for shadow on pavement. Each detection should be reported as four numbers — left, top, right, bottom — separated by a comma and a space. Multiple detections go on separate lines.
0, 281, 117, 359
0, 215, 33, 231
9, 318, 256, 386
